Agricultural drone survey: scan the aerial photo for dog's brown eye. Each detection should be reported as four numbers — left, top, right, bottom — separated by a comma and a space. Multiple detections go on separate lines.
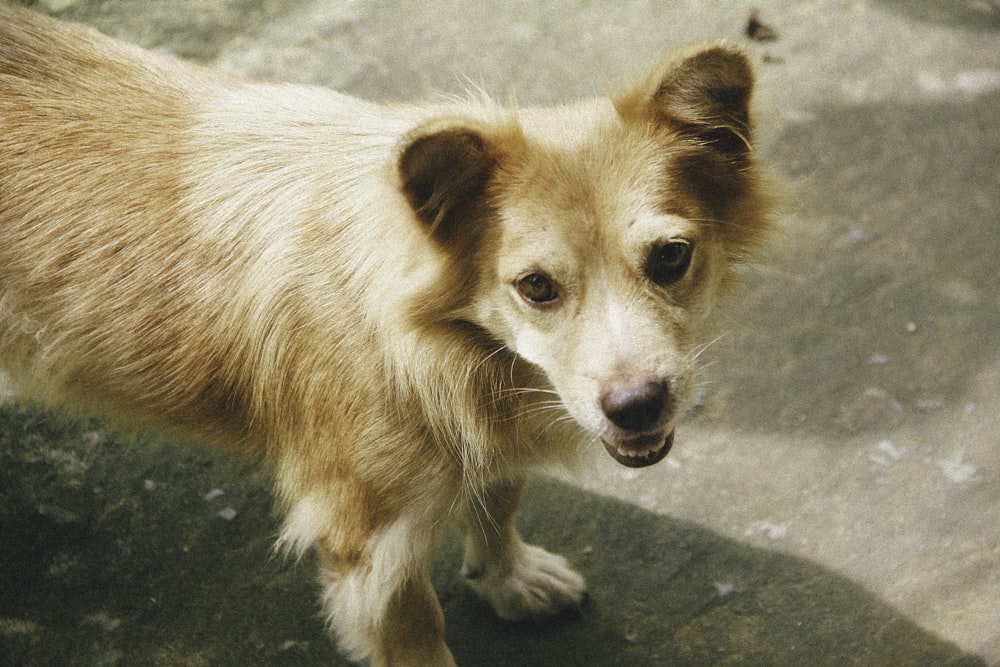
516, 273, 559, 305
646, 240, 693, 285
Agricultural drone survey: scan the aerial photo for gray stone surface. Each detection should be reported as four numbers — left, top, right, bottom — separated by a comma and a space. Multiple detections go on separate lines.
2, 1, 998, 665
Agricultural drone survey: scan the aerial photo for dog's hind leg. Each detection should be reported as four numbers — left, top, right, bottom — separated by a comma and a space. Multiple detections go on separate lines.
460, 478, 586, 621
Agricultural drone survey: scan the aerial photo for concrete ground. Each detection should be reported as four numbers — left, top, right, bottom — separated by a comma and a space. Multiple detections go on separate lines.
1, 0, 998, 665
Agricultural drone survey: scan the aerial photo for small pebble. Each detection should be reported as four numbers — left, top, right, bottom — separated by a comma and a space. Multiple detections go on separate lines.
849, 228, 876, 243
217, 507, 238, 521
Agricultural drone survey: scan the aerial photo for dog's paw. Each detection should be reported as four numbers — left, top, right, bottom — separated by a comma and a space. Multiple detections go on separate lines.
462, 542, 586, 621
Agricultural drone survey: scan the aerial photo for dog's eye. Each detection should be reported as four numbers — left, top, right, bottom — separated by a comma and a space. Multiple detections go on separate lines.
515, 273, 559, 305
646, 240, 693, 285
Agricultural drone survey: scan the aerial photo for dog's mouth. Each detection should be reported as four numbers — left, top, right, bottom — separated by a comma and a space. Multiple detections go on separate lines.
602, 429, 674, 468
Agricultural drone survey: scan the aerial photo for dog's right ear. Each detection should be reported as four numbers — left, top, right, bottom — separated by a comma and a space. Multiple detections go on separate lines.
399, 125, 507, 242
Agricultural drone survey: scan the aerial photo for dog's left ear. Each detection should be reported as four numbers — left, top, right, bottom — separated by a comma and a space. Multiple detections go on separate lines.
616, 42, 755, 155
399, 125, 503, 242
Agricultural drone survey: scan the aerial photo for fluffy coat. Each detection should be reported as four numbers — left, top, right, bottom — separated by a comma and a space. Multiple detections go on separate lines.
0, 4, 772, 664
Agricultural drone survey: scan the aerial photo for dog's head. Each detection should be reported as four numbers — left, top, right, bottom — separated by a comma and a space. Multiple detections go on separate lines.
398, 44, 771, 468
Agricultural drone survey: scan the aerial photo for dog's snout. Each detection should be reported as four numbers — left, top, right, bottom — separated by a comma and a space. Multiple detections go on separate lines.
600, 377, 668, 432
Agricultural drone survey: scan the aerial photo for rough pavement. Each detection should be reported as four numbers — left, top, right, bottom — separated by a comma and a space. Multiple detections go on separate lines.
1, 1, 998, 665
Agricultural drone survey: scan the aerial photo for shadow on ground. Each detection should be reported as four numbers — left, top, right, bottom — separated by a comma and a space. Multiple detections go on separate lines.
0, 406, 983, 666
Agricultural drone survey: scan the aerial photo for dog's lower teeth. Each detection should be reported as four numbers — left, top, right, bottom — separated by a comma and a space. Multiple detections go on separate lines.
619, 446, 655, 459
604, 430, 674, 468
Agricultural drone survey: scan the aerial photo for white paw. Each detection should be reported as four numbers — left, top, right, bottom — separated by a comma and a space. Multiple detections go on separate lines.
462, 543, 586, 621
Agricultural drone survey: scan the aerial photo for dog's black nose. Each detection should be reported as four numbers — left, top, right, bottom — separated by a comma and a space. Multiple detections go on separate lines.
600, 377, 668, 432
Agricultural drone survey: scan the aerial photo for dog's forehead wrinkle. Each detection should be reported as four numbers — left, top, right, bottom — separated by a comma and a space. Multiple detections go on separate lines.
514, 109, 658, 204
518, 98, 617, 147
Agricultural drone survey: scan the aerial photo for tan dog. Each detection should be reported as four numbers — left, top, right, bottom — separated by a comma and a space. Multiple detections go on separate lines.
0, 4, 772, 664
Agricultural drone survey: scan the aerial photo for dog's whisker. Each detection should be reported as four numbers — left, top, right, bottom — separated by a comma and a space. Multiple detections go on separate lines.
536, 413, 579, 439
494, 385, 560, 396
479, 399, 567, 427
689, 333, 727, 364
474, 343, 511, 374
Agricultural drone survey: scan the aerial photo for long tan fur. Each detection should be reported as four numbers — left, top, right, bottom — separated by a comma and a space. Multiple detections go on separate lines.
0, 4, 772, 664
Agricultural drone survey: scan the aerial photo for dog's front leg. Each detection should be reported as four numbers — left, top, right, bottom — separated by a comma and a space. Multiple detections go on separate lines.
372, 568, 455, 667
461, 478, 586, 621
315, 519, 456, 666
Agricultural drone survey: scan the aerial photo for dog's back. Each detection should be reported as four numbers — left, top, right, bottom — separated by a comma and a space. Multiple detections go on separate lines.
1, 5, 228, 427
0, 5, 395, 448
